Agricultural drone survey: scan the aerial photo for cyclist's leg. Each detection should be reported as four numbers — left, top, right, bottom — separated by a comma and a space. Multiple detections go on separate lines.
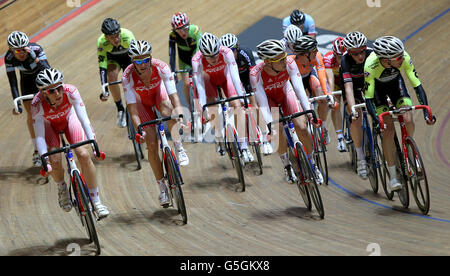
106, 62, 124, 109
179, 60, 191, 110
331, 82, 344, 141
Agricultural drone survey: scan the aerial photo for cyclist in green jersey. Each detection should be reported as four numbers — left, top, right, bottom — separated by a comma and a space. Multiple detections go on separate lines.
168, 12, 202, 112
364, 36, 435, 191
97, 18, 136, 128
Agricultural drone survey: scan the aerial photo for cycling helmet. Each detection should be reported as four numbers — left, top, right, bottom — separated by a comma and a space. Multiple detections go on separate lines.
7, 31, 29, 48
343, 31, 367, 49
373, 36, 404, 59
171, 12, 189, 29
128, 40, 152, 58
292, 35, 318, 53
220, 33, 238, 49
256, 39, 285, 60
101, 18, 121, 35
36, 68, 64, 89
290, 9, 306, 25
284, 24, 303, 44
199, 33, 220, 56
332, 37, 346, 55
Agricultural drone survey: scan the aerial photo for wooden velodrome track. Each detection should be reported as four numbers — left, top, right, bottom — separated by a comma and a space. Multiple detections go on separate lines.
0, 0, 449, 256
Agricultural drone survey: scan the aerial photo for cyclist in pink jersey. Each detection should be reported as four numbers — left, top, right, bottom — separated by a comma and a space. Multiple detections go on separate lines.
122, 40, 188, 207
192, 33, 254, 163
324, 37, 346, 152
32, 68, 109, 218
251, 39, 323, 184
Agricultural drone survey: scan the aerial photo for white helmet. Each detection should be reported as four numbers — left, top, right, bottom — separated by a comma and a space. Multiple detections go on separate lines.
199, 33, 220, 56
373, 36, 404, 58
128, 40, 152, 58
256, 39, 285, 59
343, 31, 367, 49
36, 68, 64, 89
7, 31, 29, 48
220, 33, 238, 49
284, 24, 303, 44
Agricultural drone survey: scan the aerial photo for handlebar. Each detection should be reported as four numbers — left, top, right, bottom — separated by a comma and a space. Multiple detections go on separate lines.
137, 114, 184, 135
351, 103, 366, 118
40, 139, 101, 172
13, 95, 35, 113
202, 93, 254, 110
308, 90, 341, 103
101, 81, 122, 98
378, 105, 433, 130
267, 109, 320, 135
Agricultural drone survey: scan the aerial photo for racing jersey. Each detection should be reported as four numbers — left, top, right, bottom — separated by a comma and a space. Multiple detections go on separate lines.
122, 58, 177, 106
235, 47, 256, 92
169, 24, 202, 70
291, 51, 329, 94
323, 51, 341, 88
340, 48, 373, 91
31, 84, 96, 155
281, 13, 316, 36
191, 46, 244, 108
250, 56, 310, 124
5, 42, 50, 99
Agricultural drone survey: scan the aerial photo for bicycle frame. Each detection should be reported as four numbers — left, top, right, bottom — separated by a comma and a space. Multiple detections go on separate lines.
351, 103, 377, 170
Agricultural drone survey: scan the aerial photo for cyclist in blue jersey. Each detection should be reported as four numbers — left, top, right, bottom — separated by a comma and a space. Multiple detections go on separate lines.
282, 9, 316, 37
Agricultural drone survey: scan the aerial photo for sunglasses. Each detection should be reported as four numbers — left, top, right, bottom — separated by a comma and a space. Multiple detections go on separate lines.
43, 84, 63, 95
348, 47, 366, 56
204, 53, 219, 58
175, 25, 189, 31
269, 52, 287, 63
133, 57, 151, 65
389, 53, 404, 62
13, 48, 26, 54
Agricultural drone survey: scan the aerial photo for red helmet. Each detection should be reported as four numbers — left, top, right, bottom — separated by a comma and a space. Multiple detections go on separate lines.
171, 12, 189, 29
332, 37, 346, 55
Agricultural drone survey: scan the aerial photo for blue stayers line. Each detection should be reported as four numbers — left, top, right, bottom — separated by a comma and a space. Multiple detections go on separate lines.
403, 8, 450, 42
329, 177, 450, 223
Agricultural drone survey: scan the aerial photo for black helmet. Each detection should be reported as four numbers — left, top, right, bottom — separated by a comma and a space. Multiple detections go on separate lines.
290, 9, 305, 25
101, 18, 121, 35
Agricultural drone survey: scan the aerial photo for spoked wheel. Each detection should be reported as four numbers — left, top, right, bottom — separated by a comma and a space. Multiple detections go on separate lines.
365, 131, 378, 193
165, 148, 187, 224
288, 146, 311, 210
313, 126, 328, 185
378, 135, 394, 200
126, 108, 143, 170
228, 130, 245, 192
73, 171, 101, 255
252, 142, 263, 175
249, 116, 263, 175
394, 135, 410, 208
296, 142, 324, 219
405, 136, 430, 215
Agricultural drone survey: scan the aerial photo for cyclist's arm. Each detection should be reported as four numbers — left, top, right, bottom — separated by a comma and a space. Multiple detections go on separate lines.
169, 33, 177, 72
31, 101, 48, 156
68, 87, 96, 141
281, 16, 290, 33
287, 57, 310, 111
305, 14, 317, 37
325, 68, 335, 92
341, 57, 357, 108
250, 69, 272, 125
122, 75, 141, 130
191, 53, 207, 108
159, 61, 183, 116
402, 52, 430, 117
364, 64, 378, 124
315, 52, 330, 94
223, 47, 244, 96
6, 65, 20, 100
192, 25, 203, 52
97, 38, 109, 91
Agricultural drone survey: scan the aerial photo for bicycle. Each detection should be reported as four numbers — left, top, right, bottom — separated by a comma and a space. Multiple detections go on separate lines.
351, 103, 383, 193
268, 107, 325, 219
378, 105, 434, 215
244, 102, 264, 175
203, 91, 250, 192
102, 81, 144, 170
173, 69, 203, 143
307, 91, 340, 186
342, 102, 357, 173
40, 134, 105, 255
137, 107, 188, 224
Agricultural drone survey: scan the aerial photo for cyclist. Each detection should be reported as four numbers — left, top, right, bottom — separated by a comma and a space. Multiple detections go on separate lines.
97, 18, 136, 128
364, 36, 435, 191
168, 12, 202, 113
341, 31, 372, 179
32, 68, 109, 218
220, 33, 273, 155
250, 39, 323, 184
292, 35, 335, 145
122, 40, 189, 207
324, 37, 346, 152
192, 33, 254, 163
282, 9, 316, 37
5, 31, 51, 167
283, 24, 303, 54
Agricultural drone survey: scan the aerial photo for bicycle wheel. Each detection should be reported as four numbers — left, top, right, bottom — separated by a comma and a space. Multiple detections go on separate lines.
297, 142, 324, 219
73, 171, 101, 255
126, 108, 143, 170
405, 136, 430, 214
249, 115, 263, 175
165, 148, 187, 224
288, 145, 311, 210
364, 128, 378, 193
313, 126, 328, 185
394, 135, 410, 208
376, 133, 392, 200
228, 128, 245, 192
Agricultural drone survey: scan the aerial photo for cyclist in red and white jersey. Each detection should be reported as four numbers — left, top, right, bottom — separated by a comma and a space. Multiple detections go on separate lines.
32, 68, 109, 218
192, 33, 254, 163
122, 40, 188, 207
250, 39, 323, 184
324, 37, 346, 152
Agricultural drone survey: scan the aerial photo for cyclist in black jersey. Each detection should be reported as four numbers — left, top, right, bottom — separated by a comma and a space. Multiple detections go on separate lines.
5, 31, 51, 167
340, 31, 373, 179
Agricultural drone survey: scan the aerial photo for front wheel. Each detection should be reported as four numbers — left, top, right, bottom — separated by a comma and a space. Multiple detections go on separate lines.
288, 144, 311, 210
365, 129, 378, 193
165, 148, 187, 224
